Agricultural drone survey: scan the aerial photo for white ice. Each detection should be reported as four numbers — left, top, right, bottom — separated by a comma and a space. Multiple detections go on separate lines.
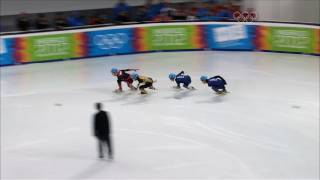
1, 51, 319, 179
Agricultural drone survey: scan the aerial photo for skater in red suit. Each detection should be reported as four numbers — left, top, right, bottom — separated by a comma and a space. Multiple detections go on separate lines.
111, 68, 138, 92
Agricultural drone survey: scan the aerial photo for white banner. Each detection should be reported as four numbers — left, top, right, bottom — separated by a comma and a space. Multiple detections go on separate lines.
214, 25, 247, 43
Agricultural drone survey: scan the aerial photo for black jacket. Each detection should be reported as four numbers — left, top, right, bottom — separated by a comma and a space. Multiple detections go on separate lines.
93, 111, 111, 138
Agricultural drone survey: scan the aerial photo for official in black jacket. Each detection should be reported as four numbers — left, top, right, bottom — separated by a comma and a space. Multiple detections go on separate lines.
93, 103, 113, 159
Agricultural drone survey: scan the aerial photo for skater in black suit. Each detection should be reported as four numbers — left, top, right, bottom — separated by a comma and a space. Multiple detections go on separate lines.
93, 103, 113, 159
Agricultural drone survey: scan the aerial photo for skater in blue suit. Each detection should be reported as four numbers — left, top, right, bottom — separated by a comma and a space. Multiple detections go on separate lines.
200, 75, 227, 94
169, 71, 195, 89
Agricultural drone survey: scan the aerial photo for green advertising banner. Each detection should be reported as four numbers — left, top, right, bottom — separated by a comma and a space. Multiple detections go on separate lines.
27, 33, 76, 62
145, 25, 196, 51
268, 27, 315, 54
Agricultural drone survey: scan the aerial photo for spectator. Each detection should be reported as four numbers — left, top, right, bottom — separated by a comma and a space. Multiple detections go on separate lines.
115, 11, 130, 23
35, 14, 50, 29
93, 103, 113, 160
146, 0, 166, 20
216, 4, 233, 21
170, 4, 187, 20
186, 7, 199, 21
54, 12, 68, 29
99, 14, 110, 24
137, 0, 152, 21
135, 6, 149, 22
153, 11, 172, 22
113, 0, 130, 22
159, 1, 174, 14
89, 13, 105, 25
196, 2, 210, 20
16, 13, 31, 31
206, 4, 222, 21
154, 0, 166, 14
159, 2, 177, 19
68, 12, 86, 27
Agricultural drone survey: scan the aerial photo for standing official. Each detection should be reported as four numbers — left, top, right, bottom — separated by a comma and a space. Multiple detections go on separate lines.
93, 103, 113, 160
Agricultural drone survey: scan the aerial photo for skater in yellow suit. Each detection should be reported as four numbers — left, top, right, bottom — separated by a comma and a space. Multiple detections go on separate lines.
130, 73, 156, 94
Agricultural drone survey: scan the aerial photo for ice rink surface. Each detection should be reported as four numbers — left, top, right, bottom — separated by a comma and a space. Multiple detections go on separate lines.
1, 51, 319, 179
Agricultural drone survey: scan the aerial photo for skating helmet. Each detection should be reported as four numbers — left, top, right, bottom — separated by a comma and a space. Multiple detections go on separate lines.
131, 73, 139, 80
168, 73, 176, 81
200, 75, 208, 82
111, 68, 118, 74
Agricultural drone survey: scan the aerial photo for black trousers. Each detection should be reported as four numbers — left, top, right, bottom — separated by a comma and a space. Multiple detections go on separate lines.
97, 135, 113, 158
139, 82, 152, 90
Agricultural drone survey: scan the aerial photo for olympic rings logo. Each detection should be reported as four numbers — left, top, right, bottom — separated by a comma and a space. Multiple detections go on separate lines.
233, 11, 257, 22
93, 33, 128, 50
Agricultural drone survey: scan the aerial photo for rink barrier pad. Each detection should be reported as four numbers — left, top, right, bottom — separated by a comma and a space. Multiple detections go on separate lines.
1, 22, 319, 66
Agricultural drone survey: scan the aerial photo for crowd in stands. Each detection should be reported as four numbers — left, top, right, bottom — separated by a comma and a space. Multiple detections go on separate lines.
15, 0, 242, 31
